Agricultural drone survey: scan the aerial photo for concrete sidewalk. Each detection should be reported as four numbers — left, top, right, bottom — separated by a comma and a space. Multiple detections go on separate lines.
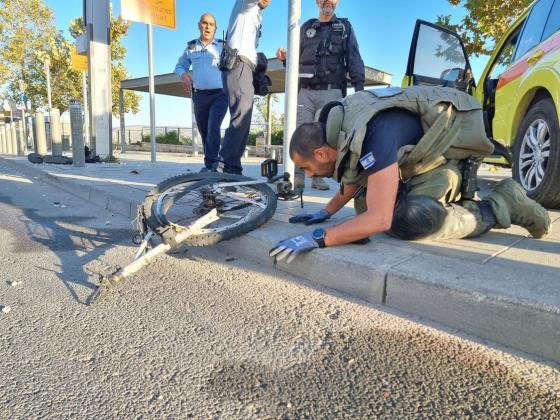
1, 151, 559, 364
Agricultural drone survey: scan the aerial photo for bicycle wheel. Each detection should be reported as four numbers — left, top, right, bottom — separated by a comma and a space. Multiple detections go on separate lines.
141, 172, 277, 246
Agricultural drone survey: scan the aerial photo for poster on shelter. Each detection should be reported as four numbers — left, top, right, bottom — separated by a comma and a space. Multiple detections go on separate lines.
121, 0, 176, 29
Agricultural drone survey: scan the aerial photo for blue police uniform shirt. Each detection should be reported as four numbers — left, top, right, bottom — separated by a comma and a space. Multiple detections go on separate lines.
226, 0, 263, 66
360, 109, 424, 175
174, 38, 223, 90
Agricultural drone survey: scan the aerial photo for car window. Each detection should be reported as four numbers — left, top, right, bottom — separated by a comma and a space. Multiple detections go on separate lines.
488, 27, 522, 80
542, 0, 560, 41
412, 24, 467, 81
514, 0, 554, 61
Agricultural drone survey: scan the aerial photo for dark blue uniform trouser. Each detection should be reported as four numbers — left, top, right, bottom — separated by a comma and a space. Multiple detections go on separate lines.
192, 89, 228, 170
219, 61, 255, 174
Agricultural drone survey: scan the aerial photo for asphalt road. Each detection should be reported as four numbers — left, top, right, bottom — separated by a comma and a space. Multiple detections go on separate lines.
0, 163, 559, 419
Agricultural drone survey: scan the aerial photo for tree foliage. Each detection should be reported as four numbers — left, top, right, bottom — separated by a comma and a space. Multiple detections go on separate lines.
0, 0, 56, 98
253, 94, 283, 127
0, 0, 139, 116
436, 0, 532, 57
69, 15, 141, 116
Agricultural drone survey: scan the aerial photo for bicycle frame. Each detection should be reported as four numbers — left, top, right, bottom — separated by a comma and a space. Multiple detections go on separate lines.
87, 160, 302, 305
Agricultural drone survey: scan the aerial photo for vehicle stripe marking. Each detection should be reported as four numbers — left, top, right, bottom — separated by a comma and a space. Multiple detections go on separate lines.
497, 32, 560, 90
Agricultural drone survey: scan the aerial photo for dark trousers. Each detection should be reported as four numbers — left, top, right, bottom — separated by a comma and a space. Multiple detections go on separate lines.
219, 61, 255, 174
192, 90, 228, 169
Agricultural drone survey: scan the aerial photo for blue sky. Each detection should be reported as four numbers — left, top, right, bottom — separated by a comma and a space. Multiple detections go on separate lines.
45, 0, 486, 127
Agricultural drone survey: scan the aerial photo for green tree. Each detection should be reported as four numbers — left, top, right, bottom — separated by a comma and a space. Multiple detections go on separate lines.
436, 0, 532, 57
69, 14, 140, 116
0, 0, 56, 99
253, 94, 283, 127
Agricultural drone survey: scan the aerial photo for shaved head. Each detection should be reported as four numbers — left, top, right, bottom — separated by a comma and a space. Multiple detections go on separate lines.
198, 13, 217, 43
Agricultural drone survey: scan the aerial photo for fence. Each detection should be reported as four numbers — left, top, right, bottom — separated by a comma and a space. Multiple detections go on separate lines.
111, 124, 284, 146
8, 117, 285, 158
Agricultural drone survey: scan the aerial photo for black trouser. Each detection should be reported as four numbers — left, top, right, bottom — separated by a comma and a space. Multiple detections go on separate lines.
192, 89, 228, 170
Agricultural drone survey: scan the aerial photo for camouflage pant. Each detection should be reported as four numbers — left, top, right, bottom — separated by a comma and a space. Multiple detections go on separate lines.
354, 160, 501, 240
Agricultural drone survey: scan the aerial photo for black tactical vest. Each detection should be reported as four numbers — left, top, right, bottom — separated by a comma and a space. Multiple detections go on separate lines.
299, 17, 350, 86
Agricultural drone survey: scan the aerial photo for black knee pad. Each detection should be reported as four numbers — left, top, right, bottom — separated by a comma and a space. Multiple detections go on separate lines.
391, 195, 447, 240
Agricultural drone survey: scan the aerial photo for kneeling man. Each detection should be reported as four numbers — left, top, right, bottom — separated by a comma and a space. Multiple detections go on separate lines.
270, 86, 551, 263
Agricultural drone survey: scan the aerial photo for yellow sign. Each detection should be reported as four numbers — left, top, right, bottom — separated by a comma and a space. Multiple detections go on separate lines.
71, 46, 88, 72
121, 0, 176, 29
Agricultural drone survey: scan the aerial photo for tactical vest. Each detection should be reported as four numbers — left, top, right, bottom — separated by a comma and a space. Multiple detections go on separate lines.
299, 18, 350, 86
323, 86, 495, 186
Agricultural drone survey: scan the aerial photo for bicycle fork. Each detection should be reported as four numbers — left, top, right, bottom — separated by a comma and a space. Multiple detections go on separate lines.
87, 210, 220, 306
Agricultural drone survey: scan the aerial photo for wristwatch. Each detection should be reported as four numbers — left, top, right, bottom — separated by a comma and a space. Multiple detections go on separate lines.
313, 228, 327, 248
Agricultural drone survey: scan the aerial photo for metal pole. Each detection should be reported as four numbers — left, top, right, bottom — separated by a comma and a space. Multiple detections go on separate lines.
147, 24, 156, 163
0, 122, 6, 154
86, 0, 111, 157
50, 108, 63, 156
82, 71, 90, 147
283, 0, 301, 179
17, 121, 25, 155
119, 88, 126, 153
10, 123, 18, 155
45, 59, 52, 111
70, 100, 85, 167
266, 94, 272, 147
32, 112, 48, 155
5, 122, 14, 154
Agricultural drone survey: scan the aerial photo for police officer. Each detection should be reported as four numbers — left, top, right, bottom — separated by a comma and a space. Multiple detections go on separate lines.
269, 86, 551, 263
175, 13, 228, 172
277, 0, 365, 190
219, 0, 271, 175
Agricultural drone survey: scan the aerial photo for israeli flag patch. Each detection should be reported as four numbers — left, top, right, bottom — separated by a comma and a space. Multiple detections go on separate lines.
360, 152, 376, 170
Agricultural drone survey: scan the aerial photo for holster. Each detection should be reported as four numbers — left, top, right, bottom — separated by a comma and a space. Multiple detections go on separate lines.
218, 43, 239, 71
460, 156, 481, 200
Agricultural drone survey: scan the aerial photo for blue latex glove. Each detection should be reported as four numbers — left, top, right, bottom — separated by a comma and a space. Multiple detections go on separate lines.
269, 231, 319, 263
289, 208, 331, 225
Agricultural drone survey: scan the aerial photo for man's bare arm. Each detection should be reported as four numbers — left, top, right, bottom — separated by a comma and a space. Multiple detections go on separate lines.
324, 163, 399, 246
324, 182, 358, 215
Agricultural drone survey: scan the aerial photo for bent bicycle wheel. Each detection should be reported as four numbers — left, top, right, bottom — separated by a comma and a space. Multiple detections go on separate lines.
141, 172, 277, 246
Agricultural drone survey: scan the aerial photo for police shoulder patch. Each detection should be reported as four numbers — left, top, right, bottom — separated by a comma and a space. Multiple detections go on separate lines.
360, 152, 376, 170
187, 39, 197, 50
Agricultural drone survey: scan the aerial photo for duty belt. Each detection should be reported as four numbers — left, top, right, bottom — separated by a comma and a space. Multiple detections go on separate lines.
300, 83, 344, 91
193, 88, 224, 95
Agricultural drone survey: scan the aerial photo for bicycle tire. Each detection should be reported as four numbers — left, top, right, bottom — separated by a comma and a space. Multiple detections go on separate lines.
141, 172, 277, 246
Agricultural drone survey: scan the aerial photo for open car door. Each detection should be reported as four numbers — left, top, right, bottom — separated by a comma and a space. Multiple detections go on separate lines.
404, 20, 475, 94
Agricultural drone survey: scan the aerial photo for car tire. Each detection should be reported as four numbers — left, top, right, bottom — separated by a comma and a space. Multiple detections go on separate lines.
512, 97, 560, 208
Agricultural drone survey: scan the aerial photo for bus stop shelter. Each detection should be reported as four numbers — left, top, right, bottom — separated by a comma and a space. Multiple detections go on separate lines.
118, 57, 392, 152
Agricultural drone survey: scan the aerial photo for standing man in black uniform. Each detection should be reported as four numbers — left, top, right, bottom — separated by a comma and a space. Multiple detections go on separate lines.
277, 0, 365, 190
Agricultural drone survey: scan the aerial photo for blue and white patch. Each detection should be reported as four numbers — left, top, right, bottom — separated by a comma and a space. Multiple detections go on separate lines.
360, 152, 376, 170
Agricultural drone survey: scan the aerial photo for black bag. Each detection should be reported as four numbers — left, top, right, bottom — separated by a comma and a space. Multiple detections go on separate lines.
253, 52, 272, 96
218, 42, 239, 71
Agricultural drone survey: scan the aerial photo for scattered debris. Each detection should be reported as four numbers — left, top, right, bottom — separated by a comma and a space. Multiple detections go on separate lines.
1, 306, 12, 314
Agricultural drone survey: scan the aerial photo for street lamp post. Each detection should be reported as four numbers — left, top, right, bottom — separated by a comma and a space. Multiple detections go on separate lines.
44, 57, 52, 111
283, 0, 301, 180
18, 79, 27, 151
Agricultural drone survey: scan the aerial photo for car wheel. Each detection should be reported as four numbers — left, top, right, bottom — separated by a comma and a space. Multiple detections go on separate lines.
512, 97, 560, 208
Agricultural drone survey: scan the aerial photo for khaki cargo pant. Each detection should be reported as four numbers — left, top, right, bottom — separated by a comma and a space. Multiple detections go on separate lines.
354, 160, 499, 240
